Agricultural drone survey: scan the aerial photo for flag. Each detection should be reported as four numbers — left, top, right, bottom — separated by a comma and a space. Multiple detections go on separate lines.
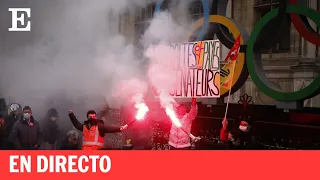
220, 35, 241, 90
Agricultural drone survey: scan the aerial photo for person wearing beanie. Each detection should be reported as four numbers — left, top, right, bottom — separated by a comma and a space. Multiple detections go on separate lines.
68, 106, 128, 150
42, 108, 59, 150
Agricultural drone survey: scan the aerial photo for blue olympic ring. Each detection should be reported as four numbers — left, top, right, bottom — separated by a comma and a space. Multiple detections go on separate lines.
154, 0, 210, 41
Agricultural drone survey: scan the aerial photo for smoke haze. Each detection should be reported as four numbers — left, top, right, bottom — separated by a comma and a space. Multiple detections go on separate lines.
0, 0, 195, 119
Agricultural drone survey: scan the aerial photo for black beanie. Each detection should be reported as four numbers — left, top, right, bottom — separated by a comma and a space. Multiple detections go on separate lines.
47, 108, 59, 117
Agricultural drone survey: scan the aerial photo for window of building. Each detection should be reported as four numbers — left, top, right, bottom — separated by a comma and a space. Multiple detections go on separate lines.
133, 0, 205, 44
188, 0, 204, 23
134, 1, 156, 45
254, 0, 291, 53
119, 11, 130, 34
186, 0, 205, 41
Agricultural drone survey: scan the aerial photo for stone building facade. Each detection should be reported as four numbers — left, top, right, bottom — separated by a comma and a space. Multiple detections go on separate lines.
119, 0, 320, 107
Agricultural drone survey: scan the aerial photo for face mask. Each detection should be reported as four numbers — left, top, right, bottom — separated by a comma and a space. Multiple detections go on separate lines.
23, 113, 31, 119
50, 117, 56, 121
88, 117, 97, 121
239, 125, 249, 132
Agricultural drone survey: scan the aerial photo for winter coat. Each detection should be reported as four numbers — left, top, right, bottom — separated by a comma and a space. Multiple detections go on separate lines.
10, 117, 42, 150
2, 113, 20, 149
42, 118, 58, 144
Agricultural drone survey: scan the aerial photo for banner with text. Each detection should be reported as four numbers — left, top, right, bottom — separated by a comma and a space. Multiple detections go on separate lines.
150, 40, 221, 98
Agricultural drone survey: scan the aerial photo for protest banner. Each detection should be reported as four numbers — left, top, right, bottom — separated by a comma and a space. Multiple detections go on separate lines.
150, 40, 221, 98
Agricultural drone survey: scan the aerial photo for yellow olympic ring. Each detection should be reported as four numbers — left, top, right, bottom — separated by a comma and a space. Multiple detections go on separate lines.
185, 15, 245, 97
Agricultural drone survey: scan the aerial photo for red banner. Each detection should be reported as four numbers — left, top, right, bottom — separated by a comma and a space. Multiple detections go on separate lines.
0, 151, 319, 180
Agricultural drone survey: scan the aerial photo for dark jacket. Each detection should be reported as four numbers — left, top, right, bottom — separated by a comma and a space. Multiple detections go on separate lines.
0, 115, 5, 149
0, 115, 5, 137
2, 113, 20, 149
10, 116, 42, 150
68, 113, 121, 137
42, 118, 58, 144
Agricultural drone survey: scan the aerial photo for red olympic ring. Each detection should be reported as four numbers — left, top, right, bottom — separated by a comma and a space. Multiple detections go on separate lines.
289, 0, 320, 46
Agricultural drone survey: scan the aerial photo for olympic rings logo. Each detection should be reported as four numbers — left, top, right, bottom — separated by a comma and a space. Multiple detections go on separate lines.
154, 0, 320, 102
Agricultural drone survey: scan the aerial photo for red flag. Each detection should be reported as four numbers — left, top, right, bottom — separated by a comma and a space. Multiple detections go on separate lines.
220, 35, 241, 90
224, 35, 241, 61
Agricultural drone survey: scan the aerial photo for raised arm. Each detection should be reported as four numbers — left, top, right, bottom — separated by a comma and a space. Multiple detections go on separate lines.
68, 110, 84, 132
220, 118, 229, 144
98, 124, 122, 134
186, 98, 198, 120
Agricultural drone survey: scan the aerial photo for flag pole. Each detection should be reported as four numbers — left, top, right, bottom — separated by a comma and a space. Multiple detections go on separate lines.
223, 35, 241, 120
223, 62, 236, 119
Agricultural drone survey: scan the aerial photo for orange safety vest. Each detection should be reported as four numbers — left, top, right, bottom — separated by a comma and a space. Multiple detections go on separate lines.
82, 125, 105, 150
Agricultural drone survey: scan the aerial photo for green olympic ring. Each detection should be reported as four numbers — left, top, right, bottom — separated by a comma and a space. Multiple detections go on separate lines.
247, 5, 320, 102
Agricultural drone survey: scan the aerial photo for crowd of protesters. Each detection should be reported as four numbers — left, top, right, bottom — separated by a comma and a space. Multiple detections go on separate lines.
0, 101, 129, 150
0, 97, 255, 150
0, 105, 81, 150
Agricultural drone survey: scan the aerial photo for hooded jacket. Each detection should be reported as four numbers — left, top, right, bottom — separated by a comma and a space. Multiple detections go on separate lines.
42, 108, 59, 144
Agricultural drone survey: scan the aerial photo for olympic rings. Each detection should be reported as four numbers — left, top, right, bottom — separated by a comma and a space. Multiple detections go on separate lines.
247, 5, 320, 101
185, 15, 249, 97
253, 0, 288, 50
210, 0, 288, 52
153, 0, 320, 101
289, 0, 320, 46
154, 0, 210, 41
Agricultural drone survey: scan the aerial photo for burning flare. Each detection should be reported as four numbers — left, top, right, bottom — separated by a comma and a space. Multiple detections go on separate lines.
132, 93, 149, 120
165, 104, 181, 127
158, 91, 197, 140
157, 91, 181, 127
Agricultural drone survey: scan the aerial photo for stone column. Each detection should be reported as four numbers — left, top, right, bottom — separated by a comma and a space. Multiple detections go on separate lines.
302, 0, 317, 59
290, 59, 320, 107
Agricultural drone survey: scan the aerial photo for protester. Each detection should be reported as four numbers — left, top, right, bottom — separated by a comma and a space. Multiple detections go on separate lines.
3, 104, 22, 149
10, 106, 42, 150
220, 115, 253, 149
60, 130, 80, 150
42, 108, 59, 150
0, 115, 5, 149
68, 108, 128, 150
168, 98, 198, 150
